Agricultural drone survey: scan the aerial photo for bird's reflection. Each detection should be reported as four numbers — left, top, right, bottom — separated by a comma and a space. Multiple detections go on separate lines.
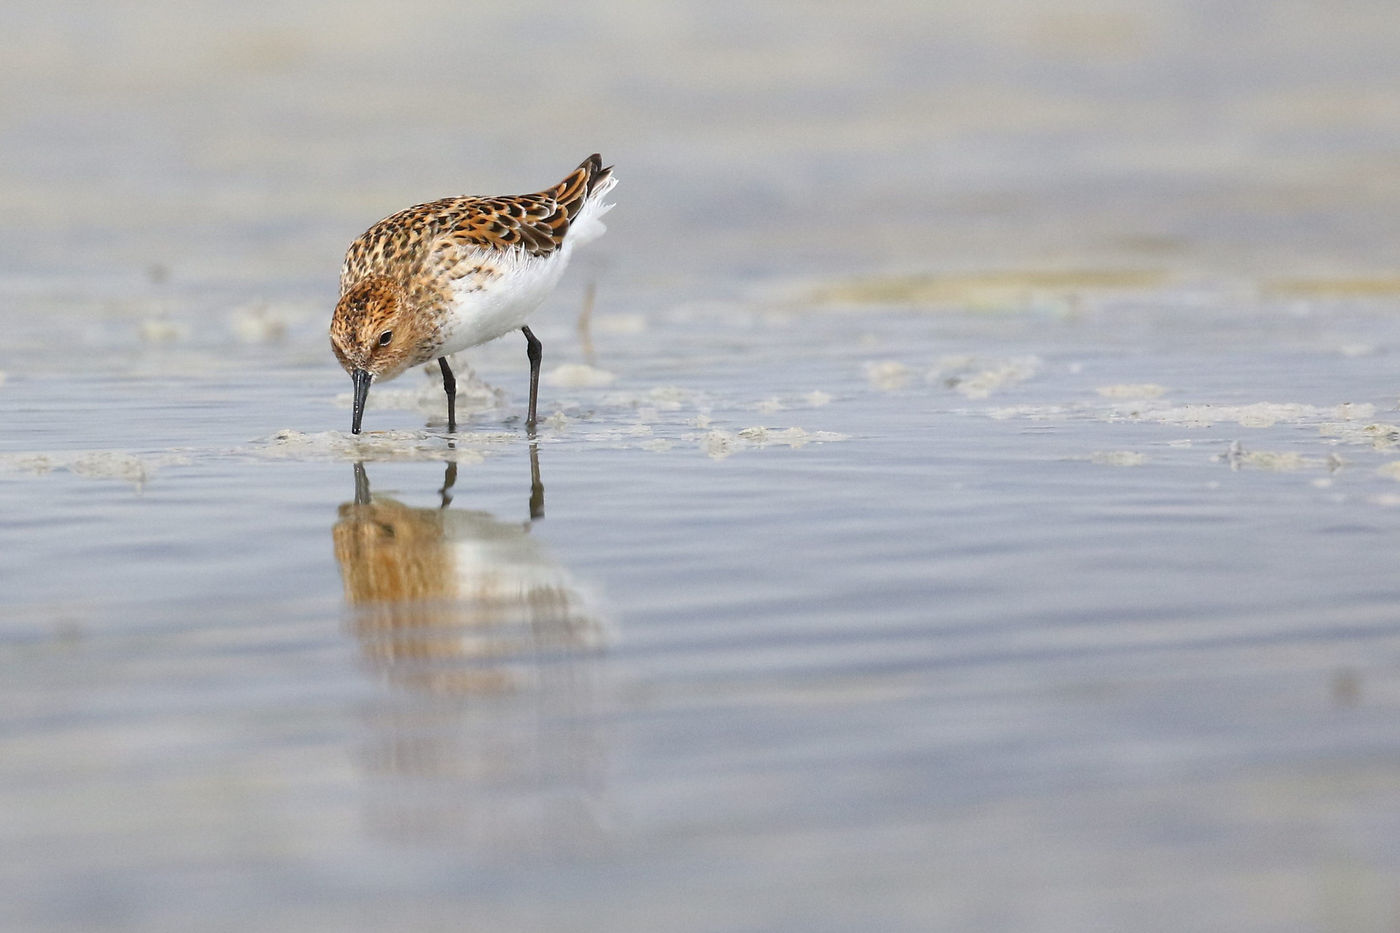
334, 448, 610, 851
333, 446, 605, 695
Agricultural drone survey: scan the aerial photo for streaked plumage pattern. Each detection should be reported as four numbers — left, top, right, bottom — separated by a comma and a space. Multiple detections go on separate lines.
330, 154, 616, 433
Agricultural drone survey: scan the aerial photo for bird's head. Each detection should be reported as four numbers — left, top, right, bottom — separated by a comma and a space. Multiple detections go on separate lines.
330, 277, 423, 434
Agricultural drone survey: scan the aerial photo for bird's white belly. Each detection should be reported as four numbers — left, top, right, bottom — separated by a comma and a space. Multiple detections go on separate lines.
438, 246, 572, 355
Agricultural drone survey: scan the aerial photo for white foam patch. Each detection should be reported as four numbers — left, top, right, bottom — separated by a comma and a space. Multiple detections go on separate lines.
1229, 450, 1318, 471
752, 390, 832, 413
695, 426, 850, 460
0, 453, 55, 474
577, 423, 662, 448
139, 319, 186, 342
987, 400, 1375, 429
1153, 402, 1373, 428
0, 450, 190, 486
987, 405, 1072, 421
930, 355, 1040, 398
699, 430, 736, 459
865, 360, 910, 390
591, 313, 648, 335
1319, 421, 1400, 449
598, 385, 703, 412
1215, 441, 1339, 472
1096, 383, 1168, 399
738, 426, 848, 446
249, 429, 513, 463
543, 363, 616, 388
1090, 450, 1147, 466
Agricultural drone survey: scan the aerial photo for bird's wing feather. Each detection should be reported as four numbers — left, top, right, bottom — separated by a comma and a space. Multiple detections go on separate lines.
341, 155, 609, 294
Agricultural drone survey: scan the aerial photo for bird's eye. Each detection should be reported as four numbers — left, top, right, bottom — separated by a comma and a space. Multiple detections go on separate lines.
377, 330, 393, 347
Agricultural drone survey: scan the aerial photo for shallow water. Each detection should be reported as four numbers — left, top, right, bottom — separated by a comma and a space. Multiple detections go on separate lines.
7, 2, 1400, 931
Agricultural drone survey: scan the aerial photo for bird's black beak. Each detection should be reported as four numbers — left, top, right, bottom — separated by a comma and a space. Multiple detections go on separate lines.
351, 369, 372, 435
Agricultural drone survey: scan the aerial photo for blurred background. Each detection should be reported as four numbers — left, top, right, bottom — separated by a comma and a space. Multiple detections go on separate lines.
5, 0, 1400, 302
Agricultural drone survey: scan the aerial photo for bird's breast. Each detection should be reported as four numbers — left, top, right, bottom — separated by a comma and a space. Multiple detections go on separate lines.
436, 247, 573, 355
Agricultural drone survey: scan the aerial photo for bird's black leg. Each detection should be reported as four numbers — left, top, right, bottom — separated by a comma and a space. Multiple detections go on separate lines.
522, 325, 542, 431
438, 357, 456, 433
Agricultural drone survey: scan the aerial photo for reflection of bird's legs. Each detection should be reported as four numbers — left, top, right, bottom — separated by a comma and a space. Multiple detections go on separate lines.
439, 461, 458, 510
528, 441, 544, 522
353, 461, 371, 505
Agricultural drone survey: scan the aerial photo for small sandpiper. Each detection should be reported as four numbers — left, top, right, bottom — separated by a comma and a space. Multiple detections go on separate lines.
330, 154, 617, 434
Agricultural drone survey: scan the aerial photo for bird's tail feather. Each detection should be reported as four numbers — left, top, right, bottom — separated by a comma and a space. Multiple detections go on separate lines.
552, 153, 616, 248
